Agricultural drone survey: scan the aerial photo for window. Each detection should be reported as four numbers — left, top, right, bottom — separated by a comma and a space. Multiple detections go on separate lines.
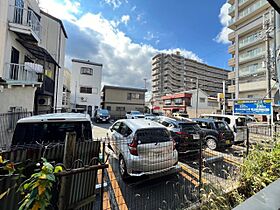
107, 106, 111, 111
199, 97, 206, 103
116, 107, 125, 111
248, 95, 254, 98
80, 87, 92, 94
164, 100, 171, 105
174, 98, 183, 105
127, 93, 144, 100
80, 67, 93, 75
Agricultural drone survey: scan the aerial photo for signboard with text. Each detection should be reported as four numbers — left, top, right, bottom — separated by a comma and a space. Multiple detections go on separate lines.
234, 99, 272, 115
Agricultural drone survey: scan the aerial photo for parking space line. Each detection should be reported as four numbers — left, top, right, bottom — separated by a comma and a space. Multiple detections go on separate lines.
107, 163, 128, 210
179, 163, 207, 184
179, 171, 199, 187
103, 191, 111, 210
204, 150, 242, 166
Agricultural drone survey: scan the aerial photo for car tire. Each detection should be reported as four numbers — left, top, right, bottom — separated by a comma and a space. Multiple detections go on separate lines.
206, 138, 217, 150
119, 155, 129, 180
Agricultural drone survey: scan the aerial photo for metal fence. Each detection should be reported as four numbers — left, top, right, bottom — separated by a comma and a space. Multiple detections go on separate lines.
0, 111, 32, 149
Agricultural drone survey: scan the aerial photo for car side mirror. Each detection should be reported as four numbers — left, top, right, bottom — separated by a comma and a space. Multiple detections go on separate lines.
110, 127, 113, 132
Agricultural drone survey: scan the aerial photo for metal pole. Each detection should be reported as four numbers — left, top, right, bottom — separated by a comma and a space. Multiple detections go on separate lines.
195, 78, 199, 118
276, 12, 280, 90
198, 135, 202, 202
100, 141, 105, 210
222, 80, 226, 115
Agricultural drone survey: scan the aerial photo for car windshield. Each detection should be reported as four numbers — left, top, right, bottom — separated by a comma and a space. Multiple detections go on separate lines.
214, 122, 230, 131
136, 128, 170, 144
12, 121, 92, 145
98, 109, 109, 115
131, 111, 141, 115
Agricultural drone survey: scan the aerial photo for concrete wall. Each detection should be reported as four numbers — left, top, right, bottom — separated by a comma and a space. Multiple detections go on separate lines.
0, 86, 37, 113
70, 61, 102, 116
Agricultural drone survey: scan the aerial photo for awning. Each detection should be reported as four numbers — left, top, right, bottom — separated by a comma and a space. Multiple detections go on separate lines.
152, 106, 160, 110
16, 39, 60, 67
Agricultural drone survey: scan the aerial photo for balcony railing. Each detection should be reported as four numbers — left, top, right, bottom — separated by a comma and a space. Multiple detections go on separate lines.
4, 63, 41, 83
8, 5, 41, 41
228, 5, 235, 14
238, 0, 267, 20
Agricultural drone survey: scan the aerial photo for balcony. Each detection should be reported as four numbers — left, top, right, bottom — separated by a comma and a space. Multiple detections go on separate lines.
227, 0, 234, 5
152, 70, 159, 76
228, 71, 235, 80
8, 6, 41, 43
3, 63, 42, 85
228, 85, 236, 93
228, 5, 235, 16
228, 44, 235, 54
228, 31, 235, 41
239, 49, 265, 64
228, 58, 236, 67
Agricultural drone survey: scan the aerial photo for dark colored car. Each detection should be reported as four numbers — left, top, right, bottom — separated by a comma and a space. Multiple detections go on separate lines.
191, 118, 234, 150
155, 117, 202, 156
93, 109, 110, 123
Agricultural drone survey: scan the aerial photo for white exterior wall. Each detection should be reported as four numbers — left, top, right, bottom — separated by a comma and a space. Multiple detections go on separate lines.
0, 86, 37, 113
70, 60, 102, 116
0, 0, 8, 79
40, 13, 67, 112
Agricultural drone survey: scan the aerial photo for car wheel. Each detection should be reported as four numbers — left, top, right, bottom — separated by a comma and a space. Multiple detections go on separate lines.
206, 138, 217, 150
119, 155, 129, 180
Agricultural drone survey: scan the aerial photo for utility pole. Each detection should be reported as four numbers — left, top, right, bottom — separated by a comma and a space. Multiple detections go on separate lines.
222, 80, 226, 115
144, 78, 147, 89
195, 78, 199, 118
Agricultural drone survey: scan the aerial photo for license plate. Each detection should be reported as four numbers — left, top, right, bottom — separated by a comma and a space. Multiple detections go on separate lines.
193, 134, 200, 140
226, 140, 231, 144
102, 119, 106, 121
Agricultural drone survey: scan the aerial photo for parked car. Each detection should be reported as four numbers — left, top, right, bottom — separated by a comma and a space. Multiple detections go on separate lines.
106, 119, 178, 180
200, 114, 247, 144
155, 117, 202, 156
93, 109, 110, 123
144, 113, 157, 120
126, 111, 145, 119
172, 112, 190, 121
12, 113, 93, 146
191, 118, 234, 150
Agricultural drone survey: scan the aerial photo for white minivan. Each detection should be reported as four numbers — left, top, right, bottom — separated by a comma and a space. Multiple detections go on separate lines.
200, 114, 247, 143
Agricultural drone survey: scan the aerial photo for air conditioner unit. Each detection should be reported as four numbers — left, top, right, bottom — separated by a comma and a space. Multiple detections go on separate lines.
81, 97, 87, 102
38, 96, 52, 106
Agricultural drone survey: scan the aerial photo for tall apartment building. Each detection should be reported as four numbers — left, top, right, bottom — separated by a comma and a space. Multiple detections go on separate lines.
0, 0, 67, 114
152, 52, 229, 102
70, 59, 102, 117
227, 0, 276, 104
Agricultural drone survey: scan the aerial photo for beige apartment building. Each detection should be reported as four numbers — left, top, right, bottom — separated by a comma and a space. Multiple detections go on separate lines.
152, 52, 229, 108
0, 0, 67, 114
227, 0, 277, 105
101, 85, 146, 119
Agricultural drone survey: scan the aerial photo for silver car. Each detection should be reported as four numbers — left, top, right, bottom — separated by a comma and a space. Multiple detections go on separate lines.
106, 119, 178, 180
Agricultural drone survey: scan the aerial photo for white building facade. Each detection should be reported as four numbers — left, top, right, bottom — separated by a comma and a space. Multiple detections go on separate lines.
0, 0, 67, 114
70, 59, 102, 117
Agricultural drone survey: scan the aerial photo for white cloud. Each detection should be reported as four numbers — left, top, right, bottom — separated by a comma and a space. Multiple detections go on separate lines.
102, 0, 127, 9
39, 0, 203, 90
40, 0, 81, 22
131, 6, 136, 12
121, 15, 130, 25
214, 3, 232, 44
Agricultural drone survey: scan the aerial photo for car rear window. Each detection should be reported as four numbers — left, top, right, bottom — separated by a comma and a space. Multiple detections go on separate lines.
12, 121, 92, 145
214, 122, 230, 130
179, 123, 200, 133
136, 128, 170, 144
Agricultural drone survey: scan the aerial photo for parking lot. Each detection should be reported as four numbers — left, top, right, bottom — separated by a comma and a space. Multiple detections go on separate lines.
93, 122, 243, 209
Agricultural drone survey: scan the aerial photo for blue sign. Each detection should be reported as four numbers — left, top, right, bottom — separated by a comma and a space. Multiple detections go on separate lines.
234, 100, 272, 115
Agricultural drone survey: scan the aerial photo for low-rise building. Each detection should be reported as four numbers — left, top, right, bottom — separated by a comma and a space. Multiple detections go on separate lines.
101, 85, 146, 119
70, 59, 102, 117
0, 0, 67, 114
161, 89, 219, 118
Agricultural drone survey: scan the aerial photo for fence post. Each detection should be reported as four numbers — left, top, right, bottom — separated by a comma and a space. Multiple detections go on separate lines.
100, 141, 105, 210
198, 136, 203, 202
246, 127, 249, 157
58, 132, 76, 210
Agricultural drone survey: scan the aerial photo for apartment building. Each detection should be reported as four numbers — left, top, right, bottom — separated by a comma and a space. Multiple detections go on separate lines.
152, 52, 229, 107
0, 0, 67, 114
227, 0, 276, 104
70, 59, 102, 117
101, 85, 146, 119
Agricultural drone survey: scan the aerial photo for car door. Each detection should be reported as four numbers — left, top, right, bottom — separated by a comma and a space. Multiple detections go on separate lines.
108, 122, 122, 153
116, 122, 133, 157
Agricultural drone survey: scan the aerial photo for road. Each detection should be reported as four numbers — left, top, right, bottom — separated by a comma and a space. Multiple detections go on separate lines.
93, 122, 243, 210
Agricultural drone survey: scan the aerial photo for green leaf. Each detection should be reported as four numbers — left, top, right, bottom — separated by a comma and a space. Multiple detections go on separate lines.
0, 189, 10, 199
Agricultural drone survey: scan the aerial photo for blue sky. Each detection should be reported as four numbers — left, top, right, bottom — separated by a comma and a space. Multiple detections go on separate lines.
40, 0, 231, 91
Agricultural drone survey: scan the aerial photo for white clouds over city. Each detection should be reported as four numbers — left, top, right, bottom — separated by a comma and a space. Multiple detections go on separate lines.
40, 0, 202, 89
214, 3, 232, 44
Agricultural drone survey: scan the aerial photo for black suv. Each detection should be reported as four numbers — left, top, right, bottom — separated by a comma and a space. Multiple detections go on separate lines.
93, 109, 110, 123
156, 117, 202, 156
191, 118, 234, 150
